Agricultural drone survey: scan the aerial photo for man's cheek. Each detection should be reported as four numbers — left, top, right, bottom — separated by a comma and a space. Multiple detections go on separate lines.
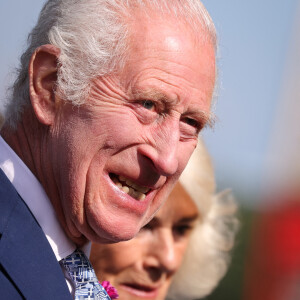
108, 120, 145, 145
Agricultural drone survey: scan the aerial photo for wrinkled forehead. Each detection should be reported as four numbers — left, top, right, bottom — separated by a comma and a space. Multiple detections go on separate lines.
127, 7, 214, 50
122, 0, 216, 45
125, 9, 216, 77
119, 13, 216, 122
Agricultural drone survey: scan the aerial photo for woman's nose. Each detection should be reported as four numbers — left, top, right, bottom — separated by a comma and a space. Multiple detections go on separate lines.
144, 229, 180, 275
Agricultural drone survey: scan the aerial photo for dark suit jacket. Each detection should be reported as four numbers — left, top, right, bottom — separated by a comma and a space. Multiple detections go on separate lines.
0, 169, 72, 299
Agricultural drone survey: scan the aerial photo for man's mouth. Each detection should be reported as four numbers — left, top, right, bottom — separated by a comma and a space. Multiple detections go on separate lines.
109, 174, 150, 201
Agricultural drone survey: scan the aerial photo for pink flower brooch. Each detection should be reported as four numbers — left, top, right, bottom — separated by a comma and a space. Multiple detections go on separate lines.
101, 281, 119, 299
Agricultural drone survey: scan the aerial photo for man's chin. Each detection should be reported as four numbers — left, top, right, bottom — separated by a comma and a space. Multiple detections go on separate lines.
79, 223, 136, 245
91, 228, 139, 244
71, 234, 89, 247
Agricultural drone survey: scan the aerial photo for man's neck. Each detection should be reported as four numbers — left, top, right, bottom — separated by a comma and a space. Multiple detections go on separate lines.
1, 110, 88, 247
1, 111, 42, 180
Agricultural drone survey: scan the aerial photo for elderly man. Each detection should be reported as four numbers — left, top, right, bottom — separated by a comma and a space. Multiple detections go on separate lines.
0, 0, 216, 299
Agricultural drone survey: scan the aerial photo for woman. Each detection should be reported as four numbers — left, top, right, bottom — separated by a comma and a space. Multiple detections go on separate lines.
90, 140, 238, 300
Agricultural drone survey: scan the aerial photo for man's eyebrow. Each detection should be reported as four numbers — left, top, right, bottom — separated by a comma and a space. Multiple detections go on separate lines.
131, 89, 178, 105
131, 88, 216, 128
193, 109, 216, 129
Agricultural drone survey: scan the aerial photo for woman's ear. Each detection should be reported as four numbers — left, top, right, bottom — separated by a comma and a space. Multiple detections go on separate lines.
29, 44, 61, 125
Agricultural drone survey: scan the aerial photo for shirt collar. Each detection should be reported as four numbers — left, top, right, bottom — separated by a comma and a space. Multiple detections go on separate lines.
0, 136, 77, 260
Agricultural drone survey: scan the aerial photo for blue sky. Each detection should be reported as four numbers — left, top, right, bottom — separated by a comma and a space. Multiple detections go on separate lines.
0, 0, 299, 205
201, 0, 299, 203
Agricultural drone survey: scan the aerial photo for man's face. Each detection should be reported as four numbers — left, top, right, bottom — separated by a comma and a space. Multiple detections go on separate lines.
51, 13, 215, 244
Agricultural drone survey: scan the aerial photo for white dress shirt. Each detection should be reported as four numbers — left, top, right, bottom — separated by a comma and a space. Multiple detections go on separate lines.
0, 136, 90, 297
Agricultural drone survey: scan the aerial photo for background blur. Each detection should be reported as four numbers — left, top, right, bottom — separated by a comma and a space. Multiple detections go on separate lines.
1, 1, 300, 299
201, 1, 300, 299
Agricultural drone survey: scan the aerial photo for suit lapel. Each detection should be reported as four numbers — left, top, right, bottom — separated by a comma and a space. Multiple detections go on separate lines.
0, 170, 72, 300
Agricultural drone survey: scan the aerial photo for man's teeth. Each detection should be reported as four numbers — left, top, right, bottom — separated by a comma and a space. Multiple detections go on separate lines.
113, 176, 148, 201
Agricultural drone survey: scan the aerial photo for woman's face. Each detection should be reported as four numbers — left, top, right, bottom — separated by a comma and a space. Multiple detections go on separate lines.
90, 182, 199, 300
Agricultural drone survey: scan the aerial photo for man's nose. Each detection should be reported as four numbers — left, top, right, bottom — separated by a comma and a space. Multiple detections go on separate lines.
140, 118, 180, 176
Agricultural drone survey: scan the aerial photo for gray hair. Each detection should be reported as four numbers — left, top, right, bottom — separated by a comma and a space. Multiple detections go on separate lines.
4, 0, 216, 128
167, 139, 239, 300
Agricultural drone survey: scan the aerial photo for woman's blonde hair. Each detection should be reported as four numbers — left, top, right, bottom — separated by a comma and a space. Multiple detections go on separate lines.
167, 139, 239, 300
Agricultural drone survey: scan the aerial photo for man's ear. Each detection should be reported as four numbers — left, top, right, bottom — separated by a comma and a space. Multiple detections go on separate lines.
29, 44, 61, 125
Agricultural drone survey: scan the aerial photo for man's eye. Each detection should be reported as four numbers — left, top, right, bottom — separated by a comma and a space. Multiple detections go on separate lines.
184, 117, 200, 129
141, 100, 155, 111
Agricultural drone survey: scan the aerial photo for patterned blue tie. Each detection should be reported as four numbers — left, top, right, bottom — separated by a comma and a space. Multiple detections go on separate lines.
61, 249, 111, 300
